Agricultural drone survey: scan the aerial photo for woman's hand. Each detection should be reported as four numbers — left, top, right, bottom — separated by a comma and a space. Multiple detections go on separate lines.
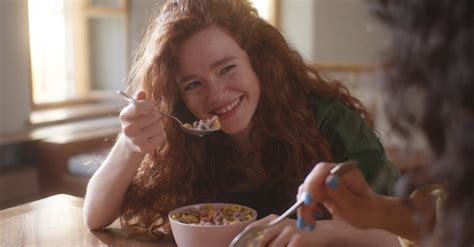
243, 214, 297, 246
244, 215, 400, 247
280, 219, 401, 247
119, 90, 166, 154
297, 162, 383, 230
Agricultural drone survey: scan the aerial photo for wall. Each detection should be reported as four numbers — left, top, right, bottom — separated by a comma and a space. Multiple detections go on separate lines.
312, 0, 390, 65
128, 0, 163, 58
0, 0, 32, 137
279, 0, 316, 62
279, 0, 390, 65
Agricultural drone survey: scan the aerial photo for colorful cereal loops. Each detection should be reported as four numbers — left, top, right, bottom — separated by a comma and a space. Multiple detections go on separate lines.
183, 115, 220, 131
170, 204, 254, 226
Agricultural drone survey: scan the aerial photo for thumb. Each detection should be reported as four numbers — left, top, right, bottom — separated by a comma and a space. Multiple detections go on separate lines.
323, 164, 372, 215
135, 90, 147, 101
328, 161, 371, 197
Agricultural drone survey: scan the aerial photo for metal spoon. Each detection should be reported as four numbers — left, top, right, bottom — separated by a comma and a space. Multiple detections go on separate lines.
229, 198, 304, 247
117, 90, 220, 137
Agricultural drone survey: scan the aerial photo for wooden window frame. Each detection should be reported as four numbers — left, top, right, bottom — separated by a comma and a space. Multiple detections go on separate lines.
29, 0, 129, 111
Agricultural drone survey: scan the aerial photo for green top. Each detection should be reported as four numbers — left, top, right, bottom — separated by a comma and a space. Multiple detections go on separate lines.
219, 96, 398, 217
311, 96, 397, 194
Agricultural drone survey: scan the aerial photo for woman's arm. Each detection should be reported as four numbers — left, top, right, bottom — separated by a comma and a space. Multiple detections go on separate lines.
83, 91, 165, 229
83, 135, 145, 229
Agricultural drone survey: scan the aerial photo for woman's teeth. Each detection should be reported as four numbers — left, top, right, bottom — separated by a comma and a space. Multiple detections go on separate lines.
215, 97, 240, 114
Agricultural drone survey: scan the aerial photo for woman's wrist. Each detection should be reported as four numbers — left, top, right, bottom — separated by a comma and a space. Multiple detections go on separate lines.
367, 194, 390, 230
117, 134, 146, 160
372, 195, 418, 240
368, 195, 386, 230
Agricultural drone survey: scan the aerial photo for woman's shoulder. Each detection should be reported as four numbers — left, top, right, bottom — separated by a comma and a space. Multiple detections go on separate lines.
309, 95, 347, 110
308, 96, 359, 130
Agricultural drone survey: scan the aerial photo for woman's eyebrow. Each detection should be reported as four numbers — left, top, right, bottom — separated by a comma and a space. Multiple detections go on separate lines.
209, 56, 236, 70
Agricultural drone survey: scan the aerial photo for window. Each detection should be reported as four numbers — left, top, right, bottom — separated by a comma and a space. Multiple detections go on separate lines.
28, 0, 128, 107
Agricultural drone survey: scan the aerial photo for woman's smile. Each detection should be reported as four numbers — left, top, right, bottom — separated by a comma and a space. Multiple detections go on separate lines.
212, 96, 242, 120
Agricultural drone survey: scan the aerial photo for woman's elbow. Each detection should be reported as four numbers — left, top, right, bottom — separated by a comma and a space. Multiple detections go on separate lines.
83, 205, 111, 230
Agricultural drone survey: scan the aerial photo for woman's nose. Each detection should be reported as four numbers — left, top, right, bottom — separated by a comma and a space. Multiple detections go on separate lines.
206, 79, 224, 103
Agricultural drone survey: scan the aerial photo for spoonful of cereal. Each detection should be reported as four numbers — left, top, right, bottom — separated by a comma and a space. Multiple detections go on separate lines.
117, 90, 220, 137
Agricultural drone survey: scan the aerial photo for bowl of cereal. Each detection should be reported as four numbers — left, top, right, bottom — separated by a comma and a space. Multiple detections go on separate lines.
169, 203, 257, 247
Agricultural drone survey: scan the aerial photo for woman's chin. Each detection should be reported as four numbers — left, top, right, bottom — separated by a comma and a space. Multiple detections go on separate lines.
222, 123, 252, 137
221, 127, 244, 135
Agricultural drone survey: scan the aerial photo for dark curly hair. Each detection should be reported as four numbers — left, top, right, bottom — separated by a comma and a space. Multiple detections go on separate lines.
372, 0, 474, 246
121, 0, 373, 237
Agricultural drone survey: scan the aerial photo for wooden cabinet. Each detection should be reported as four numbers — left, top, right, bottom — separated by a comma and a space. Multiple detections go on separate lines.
0, 166, 39, 209
34, 126, 119, 197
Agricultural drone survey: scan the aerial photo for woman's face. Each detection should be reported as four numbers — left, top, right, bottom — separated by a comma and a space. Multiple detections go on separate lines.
176, 24, 261, 136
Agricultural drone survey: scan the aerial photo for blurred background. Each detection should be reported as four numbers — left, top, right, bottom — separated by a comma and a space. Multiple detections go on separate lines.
0, 0, 429, 209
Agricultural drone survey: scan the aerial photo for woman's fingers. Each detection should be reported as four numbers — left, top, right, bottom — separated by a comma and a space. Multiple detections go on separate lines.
134, 90, 147, 100
300, 162, 336, 203
323, 165, 380, 229
323, 164, 371, 215
268, 222, 297, 247
330, 162, 371, 196
122, 113, 161, 136
128, 120, 165, 151
242, 215, 296, 247
296, 162, 336, 230
258, 218, 295, 246
118, 90, 165, 154
324, 174, 359, 212
120, 100, 155, 121
119, 90, 155, 120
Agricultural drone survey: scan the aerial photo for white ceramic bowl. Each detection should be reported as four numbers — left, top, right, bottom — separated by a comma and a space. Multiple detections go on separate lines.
169, 203, 257, 247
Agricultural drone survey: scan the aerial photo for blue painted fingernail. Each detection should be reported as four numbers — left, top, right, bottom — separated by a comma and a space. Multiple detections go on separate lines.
314, 211, 325, 219
327, 176, 338, 189
302, 192, 313, 205
307, 224, 315, 232
296, 216, 305, 230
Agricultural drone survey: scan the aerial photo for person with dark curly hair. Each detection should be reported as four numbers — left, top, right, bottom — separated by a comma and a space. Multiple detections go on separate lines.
82, 0, 396, 241
290, 0, 474, 246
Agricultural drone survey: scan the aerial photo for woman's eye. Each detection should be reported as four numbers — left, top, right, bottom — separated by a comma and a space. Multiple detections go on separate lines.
219, 65, 236, 75
184, 81, 201, 91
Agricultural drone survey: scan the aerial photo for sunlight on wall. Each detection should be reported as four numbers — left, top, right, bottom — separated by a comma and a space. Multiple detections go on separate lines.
249, 0, 275, 25
28, 0, 72, 104
250, 0, 270, 20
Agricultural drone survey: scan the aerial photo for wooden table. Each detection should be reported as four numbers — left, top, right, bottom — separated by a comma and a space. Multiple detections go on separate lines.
0, 194, 176, 246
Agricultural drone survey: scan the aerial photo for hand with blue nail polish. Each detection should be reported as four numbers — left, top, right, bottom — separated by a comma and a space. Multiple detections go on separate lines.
302, 191, 313, 205
296, 161, 385, 231
243, 214, 300, 246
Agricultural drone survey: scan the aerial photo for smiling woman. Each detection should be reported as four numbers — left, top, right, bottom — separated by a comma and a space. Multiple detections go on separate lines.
82, 2, 396, 245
